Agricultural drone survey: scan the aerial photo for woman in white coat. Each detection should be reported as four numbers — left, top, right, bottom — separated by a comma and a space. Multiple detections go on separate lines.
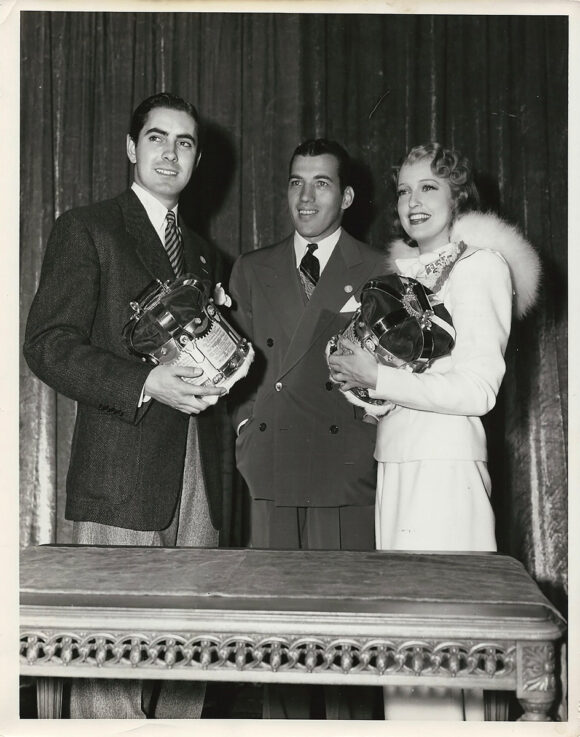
328, 142, 541, 719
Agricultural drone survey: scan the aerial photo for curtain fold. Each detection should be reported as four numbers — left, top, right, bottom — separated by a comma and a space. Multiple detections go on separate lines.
19, 12, 568, 612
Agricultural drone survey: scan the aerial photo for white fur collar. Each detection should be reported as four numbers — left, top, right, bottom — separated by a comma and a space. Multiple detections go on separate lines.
386, 211, 541, 318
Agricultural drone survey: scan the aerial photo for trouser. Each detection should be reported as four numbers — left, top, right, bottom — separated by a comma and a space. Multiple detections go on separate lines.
249, 500, 375, 550
69, 422, 218, 719
249, 499, 381, 719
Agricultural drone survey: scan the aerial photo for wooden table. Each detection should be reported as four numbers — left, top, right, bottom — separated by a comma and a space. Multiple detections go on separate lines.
20, 545, 565, 720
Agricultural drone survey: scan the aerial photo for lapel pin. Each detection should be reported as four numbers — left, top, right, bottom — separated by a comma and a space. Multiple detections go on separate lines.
344, 284, 353, 293
200, 255, 207, 264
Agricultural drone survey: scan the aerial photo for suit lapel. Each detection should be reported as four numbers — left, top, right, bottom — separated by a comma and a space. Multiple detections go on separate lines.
280, 231, 379, 376
255, 237, 304, 341
120, 190, 175, 282
181, 222, 213, 281
119, 190, 214, 283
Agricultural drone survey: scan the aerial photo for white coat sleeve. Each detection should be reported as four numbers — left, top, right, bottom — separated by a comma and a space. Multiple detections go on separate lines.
368, 250, 512, 416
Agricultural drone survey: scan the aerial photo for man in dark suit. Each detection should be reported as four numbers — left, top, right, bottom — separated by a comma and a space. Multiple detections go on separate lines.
24, 92, 227, 718
229, 139, 381, 718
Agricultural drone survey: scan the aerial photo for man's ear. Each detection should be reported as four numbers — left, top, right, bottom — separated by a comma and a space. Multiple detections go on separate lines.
126, 134, 137, 164
194, 150, 202, 170
341, 185, 355, 211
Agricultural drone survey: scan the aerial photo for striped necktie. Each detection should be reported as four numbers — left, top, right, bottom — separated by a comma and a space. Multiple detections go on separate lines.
164, 210, 184, 277
299, 243, 320, 299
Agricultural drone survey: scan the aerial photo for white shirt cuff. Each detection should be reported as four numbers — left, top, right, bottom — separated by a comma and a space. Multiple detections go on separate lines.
138, 385, 152, 407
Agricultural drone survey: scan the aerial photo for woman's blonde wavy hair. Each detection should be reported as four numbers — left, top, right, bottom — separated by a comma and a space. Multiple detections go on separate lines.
392, 142, 481, 246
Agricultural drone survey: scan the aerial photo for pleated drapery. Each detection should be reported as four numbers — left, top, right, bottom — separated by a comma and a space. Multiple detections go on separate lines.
20, 13, 567, 618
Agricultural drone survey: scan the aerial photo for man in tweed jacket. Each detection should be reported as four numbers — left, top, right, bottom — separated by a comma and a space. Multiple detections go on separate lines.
24, 92, 227, 718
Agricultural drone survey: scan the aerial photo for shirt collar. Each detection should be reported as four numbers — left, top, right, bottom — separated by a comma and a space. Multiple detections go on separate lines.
293, 227, 342, 273
131, 182, 179, 241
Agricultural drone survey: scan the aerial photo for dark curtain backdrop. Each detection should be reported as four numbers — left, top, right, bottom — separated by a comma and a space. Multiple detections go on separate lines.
20, 13, 567, 614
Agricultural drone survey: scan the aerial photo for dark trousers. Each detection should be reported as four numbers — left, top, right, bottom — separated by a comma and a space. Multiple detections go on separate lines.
249, 499, 380, 719
249, 500, 375, 550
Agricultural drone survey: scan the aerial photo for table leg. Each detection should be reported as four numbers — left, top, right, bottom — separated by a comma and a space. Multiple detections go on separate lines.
516, 642, 557, 722
36, 677, 64, 719
517, 695, 553, 721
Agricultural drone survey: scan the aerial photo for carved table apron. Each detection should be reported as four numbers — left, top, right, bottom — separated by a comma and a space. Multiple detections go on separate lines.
20, 546, 565, 720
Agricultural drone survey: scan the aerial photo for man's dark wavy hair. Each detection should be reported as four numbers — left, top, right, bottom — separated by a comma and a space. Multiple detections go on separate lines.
129, 92, 201, 145
392, 142, 480, 246
289, 138, 352, 192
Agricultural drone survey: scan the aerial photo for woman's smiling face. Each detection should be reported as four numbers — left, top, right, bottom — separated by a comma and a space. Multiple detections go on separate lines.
396, 158, 454, 253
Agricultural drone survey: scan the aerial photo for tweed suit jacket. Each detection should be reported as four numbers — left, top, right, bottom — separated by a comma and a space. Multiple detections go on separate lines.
24, 189, 225, 531
229, 229, 381, 508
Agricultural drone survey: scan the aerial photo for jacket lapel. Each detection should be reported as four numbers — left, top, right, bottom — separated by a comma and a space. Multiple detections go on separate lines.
279, 231, 379, 376
120, 190, 175, 282
181, 222, 213, 281
254, 237, 304, 341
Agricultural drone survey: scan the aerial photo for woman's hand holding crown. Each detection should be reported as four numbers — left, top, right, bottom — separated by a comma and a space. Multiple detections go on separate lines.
327, 337, 379, 391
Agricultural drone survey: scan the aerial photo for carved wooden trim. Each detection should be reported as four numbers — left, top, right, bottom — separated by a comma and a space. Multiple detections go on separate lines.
21, 630, 517, 680
520, 643, 556, 693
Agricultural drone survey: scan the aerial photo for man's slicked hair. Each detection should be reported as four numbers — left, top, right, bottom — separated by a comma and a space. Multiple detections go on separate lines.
129, 92, 201, 145
289, 139, 352, 192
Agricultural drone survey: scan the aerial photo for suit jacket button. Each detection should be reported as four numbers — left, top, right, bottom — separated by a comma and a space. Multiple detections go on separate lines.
325, 381, 333, 391
275, 382, 283, 391
330, 425, 339, 434
266, 338, 274, 347
259, 422, 267, 431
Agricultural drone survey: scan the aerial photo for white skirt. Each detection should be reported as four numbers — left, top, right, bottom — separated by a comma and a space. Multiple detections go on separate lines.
376, 459, 495, 720
375, 459, 496, 552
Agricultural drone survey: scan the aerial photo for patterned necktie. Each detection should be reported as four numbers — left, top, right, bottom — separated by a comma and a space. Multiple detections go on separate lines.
164, 210, 184, 277
299, 243, 320, 299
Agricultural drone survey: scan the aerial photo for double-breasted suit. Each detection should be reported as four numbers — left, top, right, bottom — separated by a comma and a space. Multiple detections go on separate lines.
24, 189, 225, 532
229, 229, 380, 511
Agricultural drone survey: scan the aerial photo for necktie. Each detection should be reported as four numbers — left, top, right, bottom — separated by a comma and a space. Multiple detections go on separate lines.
299, 243, 320, 299
164, 210, 184, 277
